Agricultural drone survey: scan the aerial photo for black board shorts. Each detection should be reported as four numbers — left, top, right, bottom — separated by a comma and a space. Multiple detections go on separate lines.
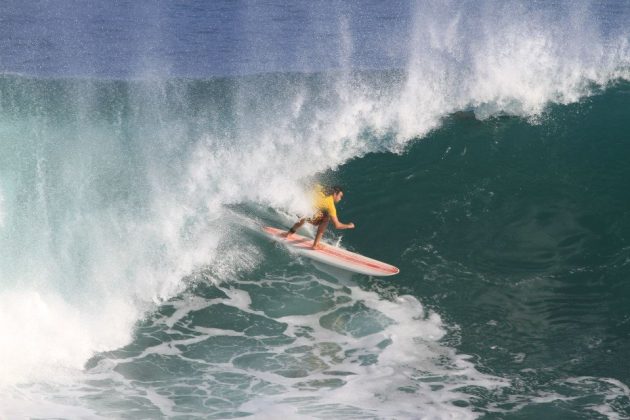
306, 210, 328, 225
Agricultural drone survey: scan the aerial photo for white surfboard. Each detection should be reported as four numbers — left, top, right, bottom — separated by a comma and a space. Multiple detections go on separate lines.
263, 226, 399, 277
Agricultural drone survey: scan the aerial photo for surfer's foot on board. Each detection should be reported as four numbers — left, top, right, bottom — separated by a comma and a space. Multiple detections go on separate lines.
312, 243, 324, 250
282, 228, 297, 238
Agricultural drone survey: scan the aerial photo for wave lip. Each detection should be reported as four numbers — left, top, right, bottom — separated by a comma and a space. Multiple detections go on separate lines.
400, 1, 630, 129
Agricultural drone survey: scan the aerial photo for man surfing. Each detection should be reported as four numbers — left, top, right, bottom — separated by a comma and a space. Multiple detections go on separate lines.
284, 185, 355, 249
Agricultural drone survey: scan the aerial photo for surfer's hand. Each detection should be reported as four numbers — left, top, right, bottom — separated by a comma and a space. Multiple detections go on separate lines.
348, 222, 355, 229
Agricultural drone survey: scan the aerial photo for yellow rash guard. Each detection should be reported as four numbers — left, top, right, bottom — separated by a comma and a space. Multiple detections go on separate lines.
313, 185, 337, 219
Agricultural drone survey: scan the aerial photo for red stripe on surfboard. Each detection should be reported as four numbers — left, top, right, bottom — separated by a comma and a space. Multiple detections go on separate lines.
264, 227, 399, 275
288, 237, 398, 273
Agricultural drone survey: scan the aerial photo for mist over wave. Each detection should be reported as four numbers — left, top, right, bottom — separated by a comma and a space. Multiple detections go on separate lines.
0, 0, 629, 416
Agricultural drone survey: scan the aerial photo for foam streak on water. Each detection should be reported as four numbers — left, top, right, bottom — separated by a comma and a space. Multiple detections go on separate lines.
4, 264, 506, 418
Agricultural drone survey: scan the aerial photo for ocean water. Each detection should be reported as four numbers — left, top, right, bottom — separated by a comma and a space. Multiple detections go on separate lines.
1, 1, 629, 418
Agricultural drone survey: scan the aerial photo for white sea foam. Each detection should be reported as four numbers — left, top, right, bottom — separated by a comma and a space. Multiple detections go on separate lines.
259, 293, 503, 417
487, 375, 630, 418
0, 289, 137, 386
16, 271, 505, 418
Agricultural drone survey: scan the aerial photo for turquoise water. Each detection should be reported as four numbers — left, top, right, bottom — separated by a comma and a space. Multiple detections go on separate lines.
2, 74, 629, 418
1, 1, 630, 418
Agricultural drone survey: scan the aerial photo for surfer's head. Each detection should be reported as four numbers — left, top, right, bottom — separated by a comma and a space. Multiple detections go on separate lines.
322, 185, 344, 202
331, 186, 344, 203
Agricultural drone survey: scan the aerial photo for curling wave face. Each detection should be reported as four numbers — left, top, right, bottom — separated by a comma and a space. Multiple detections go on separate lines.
0, 0, 629, 417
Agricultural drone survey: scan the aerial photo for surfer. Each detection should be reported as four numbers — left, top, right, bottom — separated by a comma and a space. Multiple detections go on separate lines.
285, 185, 355, 249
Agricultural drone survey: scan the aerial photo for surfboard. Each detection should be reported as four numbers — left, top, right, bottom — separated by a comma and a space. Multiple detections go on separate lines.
263, 226, 399, 277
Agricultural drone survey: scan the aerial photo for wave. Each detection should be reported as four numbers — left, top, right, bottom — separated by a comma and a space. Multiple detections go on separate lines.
0, 1, 628, 415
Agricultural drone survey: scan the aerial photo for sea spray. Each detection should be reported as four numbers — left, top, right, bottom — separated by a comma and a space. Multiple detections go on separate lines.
0, 289, 137, 386
0, 40, 628, 389
0, 1, 628, 417
0, 183, 4, 229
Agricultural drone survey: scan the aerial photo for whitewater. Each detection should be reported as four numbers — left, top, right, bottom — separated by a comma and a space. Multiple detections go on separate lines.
1, 1, 629, 418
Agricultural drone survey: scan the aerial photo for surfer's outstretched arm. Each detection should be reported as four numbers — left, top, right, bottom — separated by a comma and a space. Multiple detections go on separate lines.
330, 215, 355, 230
312, 215, 355, 249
